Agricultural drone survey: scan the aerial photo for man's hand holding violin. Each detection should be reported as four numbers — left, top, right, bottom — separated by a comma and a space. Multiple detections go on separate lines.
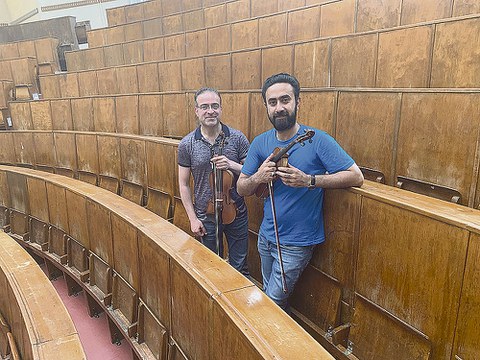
276, 165, 310, 188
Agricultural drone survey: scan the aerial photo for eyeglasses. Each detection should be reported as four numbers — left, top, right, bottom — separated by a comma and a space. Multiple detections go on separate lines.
197, 103, 220, 111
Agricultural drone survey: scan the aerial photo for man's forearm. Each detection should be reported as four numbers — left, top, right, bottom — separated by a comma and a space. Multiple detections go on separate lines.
237, 173, 261, 197
314, 166, 364, 189
229, 160, 243, 176
179, 185, 198, 222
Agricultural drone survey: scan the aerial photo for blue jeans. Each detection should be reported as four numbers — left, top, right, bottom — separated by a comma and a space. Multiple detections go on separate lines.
257, 233, 315, 311
201, 209, 249, 276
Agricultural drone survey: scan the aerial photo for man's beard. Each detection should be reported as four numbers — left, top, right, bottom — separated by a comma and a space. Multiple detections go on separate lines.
269, 108, 297, 131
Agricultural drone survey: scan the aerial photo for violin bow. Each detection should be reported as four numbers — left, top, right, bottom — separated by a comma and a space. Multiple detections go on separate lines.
213, 163, 222, 256
212, 133, 225, 257
264, 129, 315, 293
268, 181, 288, 294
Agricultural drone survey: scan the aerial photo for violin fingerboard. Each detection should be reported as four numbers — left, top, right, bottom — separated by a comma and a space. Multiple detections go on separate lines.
278, 156, 288, 167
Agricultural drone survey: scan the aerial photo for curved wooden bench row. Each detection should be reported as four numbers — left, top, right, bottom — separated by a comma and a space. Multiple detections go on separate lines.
69, 0, 347, 71
7, 86, 480, 207
98, 0, 480, 48
1, 129, 480, 357
106, 0, 242, 27
86, 0, 342, 51
100, 0, 254, 47
0, 38, 60, 75
0, 231, 85, 359
46, 13, 480, 98
0, 165, 332, 360
0, 131, 178, 217
105, 0, 302, 28
79, 0, 480, 71
2, 164, 480, 360
307, 182, 480, 360
106, 0, 480, 30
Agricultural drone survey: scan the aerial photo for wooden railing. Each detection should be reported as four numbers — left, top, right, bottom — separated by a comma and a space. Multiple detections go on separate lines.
8, 85, 480, 208
0, 231, 85, 359
1, 162, 480, 359
0, 165, 332, 360
48, 14, 480, 93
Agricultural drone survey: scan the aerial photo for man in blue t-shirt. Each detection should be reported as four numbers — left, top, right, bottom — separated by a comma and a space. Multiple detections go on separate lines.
237, 73, 363, 310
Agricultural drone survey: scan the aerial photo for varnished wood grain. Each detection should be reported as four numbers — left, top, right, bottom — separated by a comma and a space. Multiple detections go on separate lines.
331, 33, 377, 87
376, 26, 433, 87
453, 232, 480, 359
357, 197, 468, 359
336, 91, 400, 184
32, 132, 56, 169
116, 96, 139, 135
0, 232, 85, 359
258, 13, 287, 46
231, 20, 258, 51
26, 177, 48, 222
294, 40, 329, 88
50, 100, 73, 130
103, 45, 125, 68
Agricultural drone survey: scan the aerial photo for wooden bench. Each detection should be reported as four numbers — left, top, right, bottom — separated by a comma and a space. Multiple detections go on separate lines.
7, 84, 480, 207
104, 0, 284, 29
0, 130, 183, 223
0, 231, 85, 359
102, 0, 478, 45
286, 181, 480, 360
0, 38, 60, 75
74, 0, 347, 69
2, 163, 480, 359
0, 80, 13, 109
0, 165, 332, 360
40, 13, 480, 101
107, 0, 280, 28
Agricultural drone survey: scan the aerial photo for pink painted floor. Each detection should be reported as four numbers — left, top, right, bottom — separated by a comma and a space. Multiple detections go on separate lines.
41, 265, 132, 360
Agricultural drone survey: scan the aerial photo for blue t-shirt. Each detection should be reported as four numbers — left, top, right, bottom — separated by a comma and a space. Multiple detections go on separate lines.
242, 125, 354, 246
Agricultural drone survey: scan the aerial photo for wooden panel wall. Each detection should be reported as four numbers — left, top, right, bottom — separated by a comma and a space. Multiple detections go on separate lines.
11, 86, 480, 206
57, 15, 480, 95
78, 0, 478, 72
0, 38, 59, 69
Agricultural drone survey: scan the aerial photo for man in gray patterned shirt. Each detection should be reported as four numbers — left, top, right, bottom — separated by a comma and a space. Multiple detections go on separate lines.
178, 87, 250, 275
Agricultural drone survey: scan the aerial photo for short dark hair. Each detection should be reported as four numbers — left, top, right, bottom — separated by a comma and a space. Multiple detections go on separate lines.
261, 73, 300, 103
194, 87, 222, 106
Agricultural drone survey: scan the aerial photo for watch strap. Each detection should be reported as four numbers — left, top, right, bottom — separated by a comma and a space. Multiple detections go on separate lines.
308, 174, 316, 189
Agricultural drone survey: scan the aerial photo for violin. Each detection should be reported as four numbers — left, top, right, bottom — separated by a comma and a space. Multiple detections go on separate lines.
255, 129, 315, 198
206, 132, 237, 224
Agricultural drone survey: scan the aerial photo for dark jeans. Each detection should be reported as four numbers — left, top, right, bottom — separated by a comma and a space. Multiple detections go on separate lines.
200, 209, 249, 276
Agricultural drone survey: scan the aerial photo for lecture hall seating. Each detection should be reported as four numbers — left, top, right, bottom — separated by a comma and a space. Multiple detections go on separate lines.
0, 165, 332, 360
0, 231, 85, 359
2, 0, 480, 359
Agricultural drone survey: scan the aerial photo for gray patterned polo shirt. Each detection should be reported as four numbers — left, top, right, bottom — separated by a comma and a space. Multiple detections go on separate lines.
177, 123, 250, 217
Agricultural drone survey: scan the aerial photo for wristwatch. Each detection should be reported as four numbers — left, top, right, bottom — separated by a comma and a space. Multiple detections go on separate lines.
308, 174, 316, 190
